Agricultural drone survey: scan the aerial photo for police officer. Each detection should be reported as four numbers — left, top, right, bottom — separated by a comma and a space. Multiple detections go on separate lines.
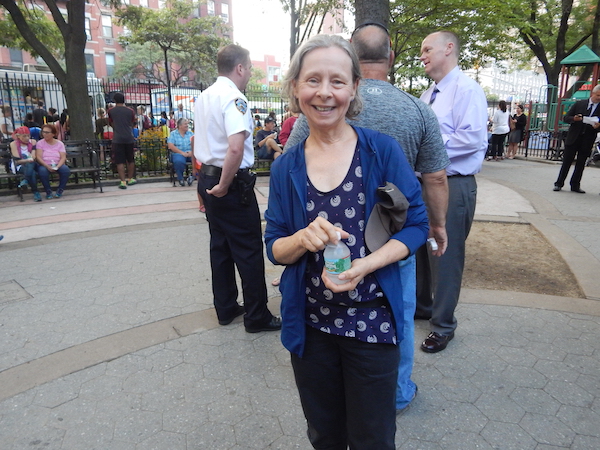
193, 44, 281, 333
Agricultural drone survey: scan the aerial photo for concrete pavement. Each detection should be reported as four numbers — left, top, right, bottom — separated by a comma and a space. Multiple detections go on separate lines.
0, 158, 599, 449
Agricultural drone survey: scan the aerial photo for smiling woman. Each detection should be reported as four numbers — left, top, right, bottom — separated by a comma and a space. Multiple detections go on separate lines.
264, 34, 429, 449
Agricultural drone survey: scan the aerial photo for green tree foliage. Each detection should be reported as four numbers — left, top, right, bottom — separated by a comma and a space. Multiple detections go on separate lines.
116, 0, 228, 92
514, 0, 600, 92
351, 0, 600, 98
0, 0, 93, 139
0, 5, 62, 59
385, 0, 517, 90
250, 67, 267, 86
115, 42, 218, 88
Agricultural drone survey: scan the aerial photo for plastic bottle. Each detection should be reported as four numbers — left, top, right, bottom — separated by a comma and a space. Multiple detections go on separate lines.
51, 160, 57, 169
323, 231, 351, 285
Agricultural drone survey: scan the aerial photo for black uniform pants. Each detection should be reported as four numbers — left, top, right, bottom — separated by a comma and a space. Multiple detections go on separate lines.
198, 173, 273, 328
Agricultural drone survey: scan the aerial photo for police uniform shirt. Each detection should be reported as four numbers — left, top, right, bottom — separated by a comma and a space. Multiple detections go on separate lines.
193, 76, 254, 169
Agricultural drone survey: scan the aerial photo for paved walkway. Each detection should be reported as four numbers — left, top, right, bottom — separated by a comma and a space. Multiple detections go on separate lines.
0, 159, 599, 449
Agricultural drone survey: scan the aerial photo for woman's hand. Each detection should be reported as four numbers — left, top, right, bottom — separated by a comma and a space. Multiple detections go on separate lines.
321, 257, 374, 293
322, 239, 410, 293
298, 216, 348, 253
271, 217, 348, 265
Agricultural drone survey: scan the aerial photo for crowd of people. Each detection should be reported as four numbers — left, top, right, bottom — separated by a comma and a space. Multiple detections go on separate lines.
3, 97, 205, 201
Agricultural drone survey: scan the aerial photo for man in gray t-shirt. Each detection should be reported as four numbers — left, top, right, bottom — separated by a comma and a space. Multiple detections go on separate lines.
284, 23, 450, 413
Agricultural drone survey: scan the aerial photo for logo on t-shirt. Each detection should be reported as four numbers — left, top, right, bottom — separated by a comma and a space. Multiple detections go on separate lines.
235, 98, 247, 114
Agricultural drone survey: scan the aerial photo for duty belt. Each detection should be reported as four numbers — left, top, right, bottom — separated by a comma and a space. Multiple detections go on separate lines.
200, 164, 250, 177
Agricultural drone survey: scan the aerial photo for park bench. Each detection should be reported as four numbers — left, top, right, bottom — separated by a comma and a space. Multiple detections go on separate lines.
63, 140, 104, 192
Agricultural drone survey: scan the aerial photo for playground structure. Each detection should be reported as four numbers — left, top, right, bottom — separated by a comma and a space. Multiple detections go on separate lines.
522, 45, 600, 160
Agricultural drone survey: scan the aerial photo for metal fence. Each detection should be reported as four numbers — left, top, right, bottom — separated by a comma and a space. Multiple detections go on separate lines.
1, 70, 287, 127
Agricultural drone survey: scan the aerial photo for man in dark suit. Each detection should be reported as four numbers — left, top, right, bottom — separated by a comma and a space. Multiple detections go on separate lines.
554, 85, 600, 194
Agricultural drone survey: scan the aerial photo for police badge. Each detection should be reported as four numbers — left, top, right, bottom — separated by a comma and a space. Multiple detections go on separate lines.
235, 98, 248, 114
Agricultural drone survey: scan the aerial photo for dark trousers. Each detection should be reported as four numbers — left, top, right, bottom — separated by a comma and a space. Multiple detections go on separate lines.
416, 175, 477, 335
555, 137, 594, 189
198, 173, 272, 328
291, 326, 399, 450
490, 133, 507, 158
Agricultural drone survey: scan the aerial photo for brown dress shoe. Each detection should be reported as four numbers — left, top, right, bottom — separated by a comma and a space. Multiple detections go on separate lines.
421, 331, 454, 353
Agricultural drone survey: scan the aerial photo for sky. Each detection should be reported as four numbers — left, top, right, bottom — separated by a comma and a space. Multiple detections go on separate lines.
231, 0, 292, 67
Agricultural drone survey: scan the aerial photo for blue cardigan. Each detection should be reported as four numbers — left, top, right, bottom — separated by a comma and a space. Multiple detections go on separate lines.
264, 126, 429, 356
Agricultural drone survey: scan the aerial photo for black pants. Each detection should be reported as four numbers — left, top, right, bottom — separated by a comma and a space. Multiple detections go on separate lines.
555, 137, 594, 189
292, 326, 399, 450
198, 173, 273, 328
490, 133, 507, 158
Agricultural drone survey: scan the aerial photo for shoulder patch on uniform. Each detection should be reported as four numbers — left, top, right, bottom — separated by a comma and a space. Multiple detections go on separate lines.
235, 98, 248, 114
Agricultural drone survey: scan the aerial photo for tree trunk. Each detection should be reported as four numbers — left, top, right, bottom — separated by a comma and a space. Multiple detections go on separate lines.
62, 0, 93, 140
353, 0, 389, 28
290, 0, 299, 57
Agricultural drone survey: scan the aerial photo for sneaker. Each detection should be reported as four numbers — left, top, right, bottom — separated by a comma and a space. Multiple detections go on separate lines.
46, 192, 54, 200
119, 181, 127, 189
127, 178, 137, 186
179, 179, 185, 187
33, 192, 42, 202
187, 175, 194, 186
55, 189, 64, 198
18, 179, 29, 188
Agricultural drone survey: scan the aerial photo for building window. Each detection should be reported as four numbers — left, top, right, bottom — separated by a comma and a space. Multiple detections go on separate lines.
207, 1, 215, 15
9, 48, 23, 68
158, 0, 166, 8
85, 18, 92, 41
221, 3, 229, 22
85, 53, 95, 76
268, 66, 280, 83
139, 0, 148, 6
101, 15, 112, 38
106, 53, 115, 77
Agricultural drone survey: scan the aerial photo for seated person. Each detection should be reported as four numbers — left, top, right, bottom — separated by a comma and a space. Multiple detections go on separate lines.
36, 123, 71, 199
255, 117, 282, 160
167, 118, 193, 186
9, 126, 41, 202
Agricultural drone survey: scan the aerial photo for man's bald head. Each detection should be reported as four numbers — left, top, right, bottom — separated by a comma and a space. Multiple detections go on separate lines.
351, 23, 391, 63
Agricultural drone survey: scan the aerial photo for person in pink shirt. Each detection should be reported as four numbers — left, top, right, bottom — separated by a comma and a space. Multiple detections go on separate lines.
36, 123, 71, 199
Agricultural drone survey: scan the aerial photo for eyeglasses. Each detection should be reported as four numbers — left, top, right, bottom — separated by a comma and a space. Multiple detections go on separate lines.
42, 131, 53, 134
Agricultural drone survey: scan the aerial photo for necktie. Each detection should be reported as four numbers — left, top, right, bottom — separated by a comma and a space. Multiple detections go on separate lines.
429, 87, 439, 105
587, 103, 593, 115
